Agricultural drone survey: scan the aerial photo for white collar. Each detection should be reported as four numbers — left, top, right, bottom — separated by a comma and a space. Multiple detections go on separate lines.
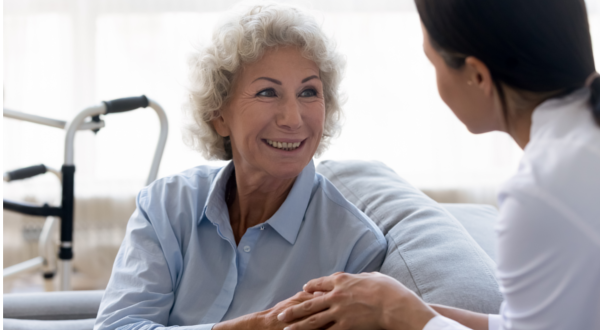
528, 87, 591, 143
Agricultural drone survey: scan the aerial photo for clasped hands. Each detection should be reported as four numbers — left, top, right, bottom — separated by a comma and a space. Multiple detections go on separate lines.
277, 272, 437, 330
214, 272, 436, 330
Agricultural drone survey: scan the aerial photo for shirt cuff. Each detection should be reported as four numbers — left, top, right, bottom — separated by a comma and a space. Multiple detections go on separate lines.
488, 314, 502, 330
423, 315, 473, 330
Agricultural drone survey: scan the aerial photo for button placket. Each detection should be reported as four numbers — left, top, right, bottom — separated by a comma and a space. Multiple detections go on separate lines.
201, 228, 239, 324
236, 227, 264, 279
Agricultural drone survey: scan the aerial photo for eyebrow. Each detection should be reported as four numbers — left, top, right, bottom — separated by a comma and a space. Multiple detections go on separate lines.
251, 75, 320, 85
252, 77, 282, 85
302, 75, 320, 83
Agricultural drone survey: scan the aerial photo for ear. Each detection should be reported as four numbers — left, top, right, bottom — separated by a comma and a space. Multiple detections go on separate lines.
464, 57, 494, 97
211, 112, 231, 137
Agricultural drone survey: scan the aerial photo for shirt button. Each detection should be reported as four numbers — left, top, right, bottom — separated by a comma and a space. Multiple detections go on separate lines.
243, 245, 251, 253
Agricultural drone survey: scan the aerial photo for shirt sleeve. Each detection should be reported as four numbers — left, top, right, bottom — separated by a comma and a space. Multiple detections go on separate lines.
94, 191, 215, 330
488, 314, 502, 330
421, 314, 502, 330
422, 315, 473, 330
343, 229, 387, 273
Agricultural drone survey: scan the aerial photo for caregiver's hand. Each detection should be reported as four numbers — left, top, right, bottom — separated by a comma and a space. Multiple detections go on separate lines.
214, 292, 315, 330
278, 272, 437, 330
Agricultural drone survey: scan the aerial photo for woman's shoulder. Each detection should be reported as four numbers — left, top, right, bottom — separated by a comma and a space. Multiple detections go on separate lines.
141, 164, 223, 198
507, 91, 600, 197
131, 164, 228, 251
500, 118, 600, 243
311, 174, 386, 244
136, 164, 225, 221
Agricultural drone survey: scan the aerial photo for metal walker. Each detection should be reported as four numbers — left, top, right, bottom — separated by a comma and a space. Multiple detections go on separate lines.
3, 96, 168, 291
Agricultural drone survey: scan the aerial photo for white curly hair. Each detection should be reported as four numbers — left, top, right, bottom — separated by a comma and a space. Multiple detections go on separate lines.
184, 2, 345, 160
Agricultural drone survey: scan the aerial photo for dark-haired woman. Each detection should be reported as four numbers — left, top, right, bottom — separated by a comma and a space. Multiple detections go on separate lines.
277, 0, 600, 329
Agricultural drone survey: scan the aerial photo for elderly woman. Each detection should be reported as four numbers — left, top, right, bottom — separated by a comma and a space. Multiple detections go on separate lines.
94, 4, 386, 330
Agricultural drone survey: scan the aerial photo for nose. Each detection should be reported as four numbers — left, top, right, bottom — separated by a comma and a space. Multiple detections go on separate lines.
276, 95, 302, 130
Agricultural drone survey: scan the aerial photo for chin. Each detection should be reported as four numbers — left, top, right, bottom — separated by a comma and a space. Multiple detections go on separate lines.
466, 120, 501, 134
465, 125, 489, 134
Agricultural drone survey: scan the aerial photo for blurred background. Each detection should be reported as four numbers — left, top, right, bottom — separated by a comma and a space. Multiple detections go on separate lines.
4, 0, 600, 292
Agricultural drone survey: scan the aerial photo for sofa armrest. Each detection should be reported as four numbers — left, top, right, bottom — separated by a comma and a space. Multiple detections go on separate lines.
3, 318, 97, 330
3, 290, 104, 320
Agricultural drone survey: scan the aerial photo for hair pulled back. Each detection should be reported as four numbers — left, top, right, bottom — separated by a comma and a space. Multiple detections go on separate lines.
415, 0, 600, 125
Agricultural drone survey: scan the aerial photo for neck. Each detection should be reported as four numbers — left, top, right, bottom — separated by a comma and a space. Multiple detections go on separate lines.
226, 160, 297, 245
498, 86, 563, 150
506, 111, 532, 150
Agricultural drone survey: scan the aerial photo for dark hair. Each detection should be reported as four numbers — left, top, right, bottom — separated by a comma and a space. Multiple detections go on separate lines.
415, 0, 600, 125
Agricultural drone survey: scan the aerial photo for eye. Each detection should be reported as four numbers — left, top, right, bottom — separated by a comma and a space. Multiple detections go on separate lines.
256, 88, 277, 97
299, 88, 318, 97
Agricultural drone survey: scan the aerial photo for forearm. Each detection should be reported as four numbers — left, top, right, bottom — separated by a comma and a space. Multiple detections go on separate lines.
102, 319, 215, 330
212, 320, 239, 330
429, 305, 488, 330
213, 313, 257, 330
378, 280, 438, 330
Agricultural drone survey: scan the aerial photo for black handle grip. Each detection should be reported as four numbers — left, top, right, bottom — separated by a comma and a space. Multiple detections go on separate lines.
103, 95, 149, 114
5, 164, 47, 181
3, 199, 62, 217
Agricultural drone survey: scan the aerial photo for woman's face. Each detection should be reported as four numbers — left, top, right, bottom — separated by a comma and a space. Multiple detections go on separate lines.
421, 24, 502, 134
213, 46, 325, 180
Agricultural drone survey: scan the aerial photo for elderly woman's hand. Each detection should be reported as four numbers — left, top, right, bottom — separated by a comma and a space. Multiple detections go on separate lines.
213, 292, 316, 330
277, 272, 438, 330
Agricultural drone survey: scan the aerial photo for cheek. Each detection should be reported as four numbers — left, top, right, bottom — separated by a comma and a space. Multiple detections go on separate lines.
306, 102, 326, 135
225, 105, 267, 146
435, 68, 458, 108
435, 68, 472, 120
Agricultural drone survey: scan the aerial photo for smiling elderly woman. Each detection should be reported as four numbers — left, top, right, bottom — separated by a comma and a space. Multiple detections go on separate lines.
94, 4, 386, 330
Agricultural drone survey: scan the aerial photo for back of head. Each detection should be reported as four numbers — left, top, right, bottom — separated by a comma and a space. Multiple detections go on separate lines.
415, 0, 600, 124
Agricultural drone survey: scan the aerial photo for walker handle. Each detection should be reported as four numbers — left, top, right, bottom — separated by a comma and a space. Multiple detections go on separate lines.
103, 95, 149, 114
5, 164, 47, 182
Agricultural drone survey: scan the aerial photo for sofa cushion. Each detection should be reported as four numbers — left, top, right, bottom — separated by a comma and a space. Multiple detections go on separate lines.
441, 203, 498, 262
316, 160, 503, 313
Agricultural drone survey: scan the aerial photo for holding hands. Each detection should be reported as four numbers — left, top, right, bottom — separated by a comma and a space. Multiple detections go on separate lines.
278, 272, 437, 330
214, 292, 316, 330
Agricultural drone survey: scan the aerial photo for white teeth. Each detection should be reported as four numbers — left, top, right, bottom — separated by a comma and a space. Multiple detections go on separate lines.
266, 139, 302, 151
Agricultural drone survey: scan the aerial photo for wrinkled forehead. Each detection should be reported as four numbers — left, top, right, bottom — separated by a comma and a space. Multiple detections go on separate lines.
234, 46, 321, 86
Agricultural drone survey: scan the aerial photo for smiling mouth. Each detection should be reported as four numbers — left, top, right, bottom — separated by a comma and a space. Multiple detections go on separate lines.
265, 139, 304, 151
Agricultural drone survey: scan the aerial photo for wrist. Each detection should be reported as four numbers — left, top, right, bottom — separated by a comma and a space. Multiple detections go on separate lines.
213, 311, 265, 330
380, 292, 437, 330
409, 306, 437, 330
247, 309, 271, 330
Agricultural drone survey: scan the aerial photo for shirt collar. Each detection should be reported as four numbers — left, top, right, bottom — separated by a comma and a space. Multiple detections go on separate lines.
265, 160, 316, 244
202, 160, 316, 245
529, 87, 590, 142
203, 161, 235, 228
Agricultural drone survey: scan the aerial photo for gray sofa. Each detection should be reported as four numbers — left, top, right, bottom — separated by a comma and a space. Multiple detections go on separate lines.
3, 160, 503, 330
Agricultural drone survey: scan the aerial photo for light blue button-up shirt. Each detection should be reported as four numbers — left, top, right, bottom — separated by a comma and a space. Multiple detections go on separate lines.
94, 160, 387, 330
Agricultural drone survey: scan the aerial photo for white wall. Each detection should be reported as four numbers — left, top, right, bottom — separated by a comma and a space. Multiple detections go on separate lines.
4, 0, 600, 203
